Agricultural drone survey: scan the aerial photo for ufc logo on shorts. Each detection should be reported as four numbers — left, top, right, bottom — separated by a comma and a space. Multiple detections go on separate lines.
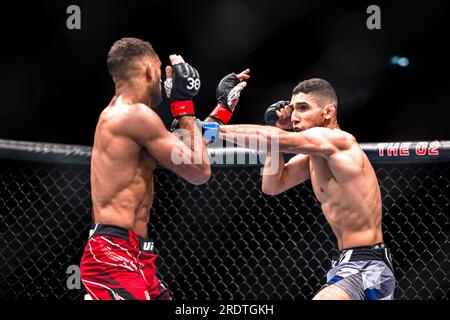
186, 77, 200, 91
143, 242, 154, 251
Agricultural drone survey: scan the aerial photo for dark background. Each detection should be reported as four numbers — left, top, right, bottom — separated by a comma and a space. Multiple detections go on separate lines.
0, 0, 448, 146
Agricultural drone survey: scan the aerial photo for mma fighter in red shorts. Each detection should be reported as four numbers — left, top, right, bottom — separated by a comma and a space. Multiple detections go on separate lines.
80, 37, 249, 300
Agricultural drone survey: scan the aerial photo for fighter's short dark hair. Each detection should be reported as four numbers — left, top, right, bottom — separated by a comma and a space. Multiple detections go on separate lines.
107, 37, 157, 81
292, 78, 338, 108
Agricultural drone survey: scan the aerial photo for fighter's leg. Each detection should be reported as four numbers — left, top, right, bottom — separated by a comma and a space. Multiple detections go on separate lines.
137, 241, 174, 300
312, 284, 352, 300
80, 236, 150, 300
82, 278, 149, 300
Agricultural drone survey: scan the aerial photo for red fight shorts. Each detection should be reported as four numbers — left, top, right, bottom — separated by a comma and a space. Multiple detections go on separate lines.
80, 224, 173, 300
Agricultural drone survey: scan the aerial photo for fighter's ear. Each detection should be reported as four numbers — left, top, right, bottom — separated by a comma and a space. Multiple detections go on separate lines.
145, 63, 153, 81
323, 104, 336, 120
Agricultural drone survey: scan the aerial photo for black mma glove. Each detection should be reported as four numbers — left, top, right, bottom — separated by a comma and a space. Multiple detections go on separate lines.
208, 73, 241, 124
264, 100, 291, 125
164, 63, 201, 118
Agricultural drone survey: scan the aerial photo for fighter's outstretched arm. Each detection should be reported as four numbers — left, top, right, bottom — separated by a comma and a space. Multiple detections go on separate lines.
219, 125, 354, 157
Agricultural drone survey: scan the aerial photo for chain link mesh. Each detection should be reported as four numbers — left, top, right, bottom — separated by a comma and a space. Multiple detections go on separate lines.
0, 159, 448, 299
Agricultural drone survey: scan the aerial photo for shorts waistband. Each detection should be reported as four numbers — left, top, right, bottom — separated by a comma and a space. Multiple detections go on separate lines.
332, 243, 394, 271
90, 224, 157, 253
339, 242, 388, 253
90, 224, 140, 246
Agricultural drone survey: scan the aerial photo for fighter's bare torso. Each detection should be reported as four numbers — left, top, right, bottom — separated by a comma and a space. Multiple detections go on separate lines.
91, 98, 156, 237
306, 131, 383, 250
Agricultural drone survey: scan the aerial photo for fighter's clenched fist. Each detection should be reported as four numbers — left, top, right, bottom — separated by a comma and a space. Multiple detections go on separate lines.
264, 100, 293, 130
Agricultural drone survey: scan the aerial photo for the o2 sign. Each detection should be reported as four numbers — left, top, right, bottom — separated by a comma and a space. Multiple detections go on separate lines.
378, 141, 440, 157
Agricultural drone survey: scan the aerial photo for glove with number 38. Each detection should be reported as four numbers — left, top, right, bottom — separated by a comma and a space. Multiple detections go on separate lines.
164, 62, 201, 118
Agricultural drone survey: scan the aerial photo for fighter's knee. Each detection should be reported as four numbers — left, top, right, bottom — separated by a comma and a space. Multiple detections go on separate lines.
312, 288, 330, 300
312, 285, 352, 300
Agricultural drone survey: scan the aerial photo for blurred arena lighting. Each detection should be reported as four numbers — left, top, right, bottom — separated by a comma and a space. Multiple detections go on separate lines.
193, 0, 314, 64
311, 11, 388, 114
390, 56, 410, 67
